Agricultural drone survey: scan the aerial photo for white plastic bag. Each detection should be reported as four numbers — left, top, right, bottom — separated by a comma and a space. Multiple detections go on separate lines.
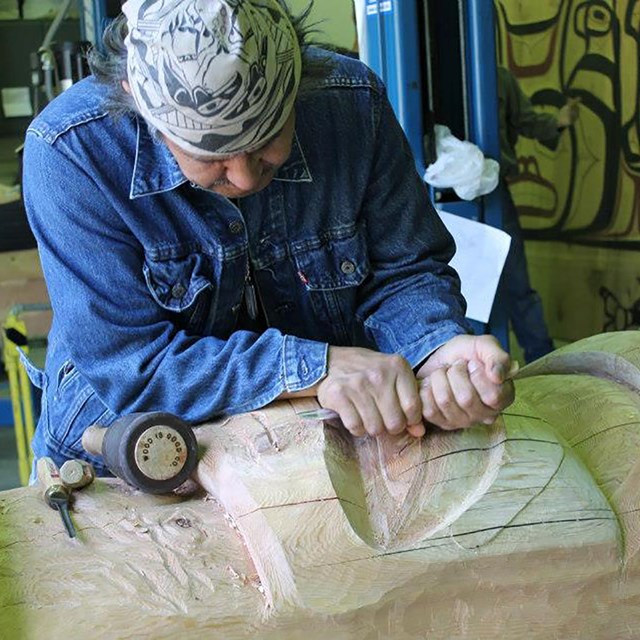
424, 125, 500, 201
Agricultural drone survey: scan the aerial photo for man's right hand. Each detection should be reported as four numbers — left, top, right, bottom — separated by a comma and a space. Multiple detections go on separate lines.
316, 346, 425, 439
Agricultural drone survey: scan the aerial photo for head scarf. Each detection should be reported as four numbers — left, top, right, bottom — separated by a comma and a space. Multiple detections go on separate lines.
122, 0, 302, 157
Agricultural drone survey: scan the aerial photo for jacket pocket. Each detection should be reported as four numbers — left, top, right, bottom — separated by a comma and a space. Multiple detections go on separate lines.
291, 225, 370, 291
143, 250, 217, 333
291, 225, 370, 343
45, 363, 116, 459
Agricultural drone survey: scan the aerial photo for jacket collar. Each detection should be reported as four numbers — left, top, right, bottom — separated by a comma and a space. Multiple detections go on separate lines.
130, 118, 313, 199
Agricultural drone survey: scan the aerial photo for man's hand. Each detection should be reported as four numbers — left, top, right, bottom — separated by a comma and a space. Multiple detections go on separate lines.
416, 335, 516, 431
557, 97, 581, 129
316, 346, 425, 439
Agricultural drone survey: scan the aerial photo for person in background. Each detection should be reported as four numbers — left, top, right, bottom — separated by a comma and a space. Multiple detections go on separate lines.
498, 66, 580, 363
21, 0, 515, 475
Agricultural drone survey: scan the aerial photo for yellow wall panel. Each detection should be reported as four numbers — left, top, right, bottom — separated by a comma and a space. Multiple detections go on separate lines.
287, 0, 357, 52
496, 0, 639, 340
527, 241, 640, 339
496, 0, 640, 243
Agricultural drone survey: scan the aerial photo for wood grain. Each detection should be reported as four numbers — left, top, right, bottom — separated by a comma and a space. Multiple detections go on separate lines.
2, 331, 640, 639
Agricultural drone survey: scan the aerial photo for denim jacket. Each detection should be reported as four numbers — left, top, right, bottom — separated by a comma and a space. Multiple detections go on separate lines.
23, 50, 469, 470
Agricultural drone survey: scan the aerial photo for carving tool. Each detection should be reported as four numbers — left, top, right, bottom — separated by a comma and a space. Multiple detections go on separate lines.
297, 408, 343, 422
82, 412, 198, 494
37, 456, 76, 538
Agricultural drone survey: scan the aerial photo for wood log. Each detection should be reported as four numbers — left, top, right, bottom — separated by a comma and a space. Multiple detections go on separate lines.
1, 331, 640, 639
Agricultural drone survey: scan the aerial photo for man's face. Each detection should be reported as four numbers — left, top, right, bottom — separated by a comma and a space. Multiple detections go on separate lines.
163, 109, 296, 198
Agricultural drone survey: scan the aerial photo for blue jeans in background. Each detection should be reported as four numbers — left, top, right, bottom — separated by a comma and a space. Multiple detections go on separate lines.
499, 182, 554, 363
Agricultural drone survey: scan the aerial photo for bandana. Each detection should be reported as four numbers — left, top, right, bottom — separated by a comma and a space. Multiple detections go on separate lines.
122, 0, 302, 157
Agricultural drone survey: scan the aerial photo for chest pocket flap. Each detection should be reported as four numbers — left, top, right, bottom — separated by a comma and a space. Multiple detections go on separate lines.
143, 251, 212, 312
292, 225, 370, 291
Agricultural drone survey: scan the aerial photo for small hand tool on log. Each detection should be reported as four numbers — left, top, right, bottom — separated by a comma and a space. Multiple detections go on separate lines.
82, 412, 198, 494
59, 459, 95, 490
37, 456, 77, 538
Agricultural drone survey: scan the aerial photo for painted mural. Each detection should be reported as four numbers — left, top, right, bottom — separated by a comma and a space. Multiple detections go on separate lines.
495, 0, 640, 244
600, 282, 640, 329
495, 0, 640, 338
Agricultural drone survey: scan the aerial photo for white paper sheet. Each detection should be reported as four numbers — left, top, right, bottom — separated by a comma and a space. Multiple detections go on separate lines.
437, 210, 512, 324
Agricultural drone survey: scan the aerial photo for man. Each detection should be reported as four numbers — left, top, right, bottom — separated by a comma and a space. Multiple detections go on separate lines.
498, 66, 579, 363
22, 0, 514, 475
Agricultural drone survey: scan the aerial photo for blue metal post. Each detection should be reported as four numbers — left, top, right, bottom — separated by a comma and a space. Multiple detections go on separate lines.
465, 0, 509, 349
464, 0, 501, 213
361, 1, 385, 83
386, 2, 425, 170
360, 1, 426, 171
360, 0, 510, 350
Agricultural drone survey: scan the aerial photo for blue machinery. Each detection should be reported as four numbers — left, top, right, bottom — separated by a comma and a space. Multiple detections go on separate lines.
361, 0, 508, 348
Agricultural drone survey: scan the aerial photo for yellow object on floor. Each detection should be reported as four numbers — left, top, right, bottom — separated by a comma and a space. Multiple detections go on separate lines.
2, 304, 49, 486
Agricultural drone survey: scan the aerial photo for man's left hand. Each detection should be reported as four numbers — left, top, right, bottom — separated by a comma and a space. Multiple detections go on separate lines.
416, 335, 516, 431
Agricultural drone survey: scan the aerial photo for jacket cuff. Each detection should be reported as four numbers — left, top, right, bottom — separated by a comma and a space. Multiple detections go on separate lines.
282, 335, 329, 391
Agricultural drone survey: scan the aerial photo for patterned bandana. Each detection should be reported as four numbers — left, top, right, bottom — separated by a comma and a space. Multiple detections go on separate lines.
122, 0, 302, 158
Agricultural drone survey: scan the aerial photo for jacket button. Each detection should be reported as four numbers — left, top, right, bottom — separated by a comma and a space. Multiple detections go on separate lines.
171, 283, 186, 299
229, 220, 244, 235
340, 260, 356, 275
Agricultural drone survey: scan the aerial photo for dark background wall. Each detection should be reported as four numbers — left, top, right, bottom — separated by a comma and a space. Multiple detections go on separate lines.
0, 18, 81, 136
0, 18, 82, 251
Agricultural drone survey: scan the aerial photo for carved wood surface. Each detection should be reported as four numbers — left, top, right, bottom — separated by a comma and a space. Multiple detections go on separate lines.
1, 331, 640, 639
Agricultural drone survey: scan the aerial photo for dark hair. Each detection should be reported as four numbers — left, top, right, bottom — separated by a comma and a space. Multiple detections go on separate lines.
88, 0, 332, 118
